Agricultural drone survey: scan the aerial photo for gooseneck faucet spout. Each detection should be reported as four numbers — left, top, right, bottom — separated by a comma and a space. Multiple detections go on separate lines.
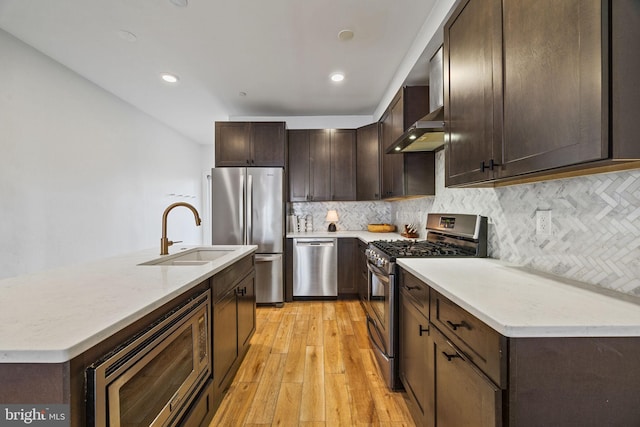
160, 202, 202, 255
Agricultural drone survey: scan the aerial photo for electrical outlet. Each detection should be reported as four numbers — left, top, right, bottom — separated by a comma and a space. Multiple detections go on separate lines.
536, 210, 552, 235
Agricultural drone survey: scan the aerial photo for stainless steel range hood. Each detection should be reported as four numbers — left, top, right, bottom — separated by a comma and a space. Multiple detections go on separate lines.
386, 106, 444, 153
386, 46, 444, 153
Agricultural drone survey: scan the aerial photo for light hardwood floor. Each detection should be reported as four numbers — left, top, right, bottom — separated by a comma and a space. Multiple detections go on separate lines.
210, 300, 416, 427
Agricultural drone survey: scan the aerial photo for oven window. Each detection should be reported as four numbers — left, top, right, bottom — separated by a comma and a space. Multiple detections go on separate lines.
110, 327, 195, 427
370, 270, 387, 328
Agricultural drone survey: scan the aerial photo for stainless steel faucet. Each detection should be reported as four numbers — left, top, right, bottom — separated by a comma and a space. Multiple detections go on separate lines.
160, 202, 202, 255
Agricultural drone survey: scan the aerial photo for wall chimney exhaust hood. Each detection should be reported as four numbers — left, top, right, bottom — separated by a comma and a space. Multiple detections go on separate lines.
386, 46, 444, 153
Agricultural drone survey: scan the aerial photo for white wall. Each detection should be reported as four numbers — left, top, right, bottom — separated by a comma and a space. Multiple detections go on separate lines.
0, 30, 205, 279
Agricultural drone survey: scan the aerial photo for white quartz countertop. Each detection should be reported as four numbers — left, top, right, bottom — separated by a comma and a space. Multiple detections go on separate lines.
398, 258, 640, 338
286, 230, 403, 242
0, 245, 257, 363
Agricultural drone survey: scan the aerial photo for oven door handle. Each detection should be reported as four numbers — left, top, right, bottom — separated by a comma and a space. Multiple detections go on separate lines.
366, 261, 389, 279
366, 314, 389, 358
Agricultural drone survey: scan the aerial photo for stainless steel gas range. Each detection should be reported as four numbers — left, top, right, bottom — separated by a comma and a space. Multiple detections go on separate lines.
361, 213, 488, 390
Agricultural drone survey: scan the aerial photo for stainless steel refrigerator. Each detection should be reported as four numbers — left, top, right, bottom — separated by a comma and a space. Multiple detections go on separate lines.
210, 167, 284, 304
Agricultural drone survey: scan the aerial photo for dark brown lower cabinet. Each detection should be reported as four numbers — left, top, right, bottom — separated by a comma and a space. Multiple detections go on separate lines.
398, 267, 640, 427
508, 337, 640, 426
399, 286, 434, 427
356, 239, 368, 302
213, 285, 239, 392
338, 238, 358, 296
432, 327, 502, 427
211, 256, 256, 410
180, 379, 214, 427
237, 272, 256, 352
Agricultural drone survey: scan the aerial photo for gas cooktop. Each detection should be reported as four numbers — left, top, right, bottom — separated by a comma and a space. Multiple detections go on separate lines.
368, 213, 488, 264
370, 240, 477, 258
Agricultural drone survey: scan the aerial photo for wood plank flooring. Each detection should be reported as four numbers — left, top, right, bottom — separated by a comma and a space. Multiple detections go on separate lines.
210, 300, 416, 427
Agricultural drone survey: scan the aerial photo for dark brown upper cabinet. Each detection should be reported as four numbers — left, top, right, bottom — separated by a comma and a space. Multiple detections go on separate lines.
356, 122, 382, 200
288, 130, 312, 202
287, 129, 356, 202
215, 121, 286, 167
445, 0, 640, 187
381, 86, 436, 198
444, 0, 503, 187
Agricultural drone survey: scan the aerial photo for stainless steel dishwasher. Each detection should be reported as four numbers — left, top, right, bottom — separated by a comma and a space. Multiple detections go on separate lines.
293, 238, 337, 297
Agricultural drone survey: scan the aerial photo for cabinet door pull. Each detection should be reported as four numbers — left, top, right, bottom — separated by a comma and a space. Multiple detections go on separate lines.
246, 159, 251, 165
446, 320, 467, 331
404, 285, 420, 291
480, 159, 500, 172
441, 351, 463, 362
419, 324, 428, 336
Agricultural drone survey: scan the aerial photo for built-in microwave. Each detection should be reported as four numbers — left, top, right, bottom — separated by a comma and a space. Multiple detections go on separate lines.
87, 290, 211, 427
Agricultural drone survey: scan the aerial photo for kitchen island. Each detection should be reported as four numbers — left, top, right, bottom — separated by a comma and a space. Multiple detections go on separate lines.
0, 244, 257, 426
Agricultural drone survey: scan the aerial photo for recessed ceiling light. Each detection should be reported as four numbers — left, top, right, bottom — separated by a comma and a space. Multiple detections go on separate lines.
338, 29, 354, 41
330, 72, 345, 82
169, 0, 188, 7
160, 73, 179, 83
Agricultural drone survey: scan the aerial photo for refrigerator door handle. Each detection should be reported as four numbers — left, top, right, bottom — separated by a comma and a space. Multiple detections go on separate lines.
239, 173, 245, 241
255, 254, 282, 262
247, 173, 253, 245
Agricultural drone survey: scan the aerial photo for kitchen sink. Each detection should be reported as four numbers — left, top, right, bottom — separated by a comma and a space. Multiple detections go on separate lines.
139, 247, 235, 266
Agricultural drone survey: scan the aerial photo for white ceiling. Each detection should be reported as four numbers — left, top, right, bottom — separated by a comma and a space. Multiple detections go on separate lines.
0, 0, 453, 144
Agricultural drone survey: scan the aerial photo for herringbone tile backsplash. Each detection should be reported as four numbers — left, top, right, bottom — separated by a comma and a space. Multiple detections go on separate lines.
292, 150, 640, 296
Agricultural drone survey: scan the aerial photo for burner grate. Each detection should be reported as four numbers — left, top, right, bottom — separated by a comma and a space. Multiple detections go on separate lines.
371, 239, 477, 258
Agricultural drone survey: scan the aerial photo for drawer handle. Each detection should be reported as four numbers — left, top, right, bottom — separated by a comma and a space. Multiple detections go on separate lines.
404, 285, 420, 291
441, 351, 463, 362
446, 320, 468, 331
419, 325, 428, 336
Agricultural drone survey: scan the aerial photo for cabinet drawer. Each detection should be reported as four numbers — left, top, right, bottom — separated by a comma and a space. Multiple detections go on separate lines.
181, 378, 214, 427
212, 254, 254, 301
399, 269, 429, 319
430, 290, 506, 388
